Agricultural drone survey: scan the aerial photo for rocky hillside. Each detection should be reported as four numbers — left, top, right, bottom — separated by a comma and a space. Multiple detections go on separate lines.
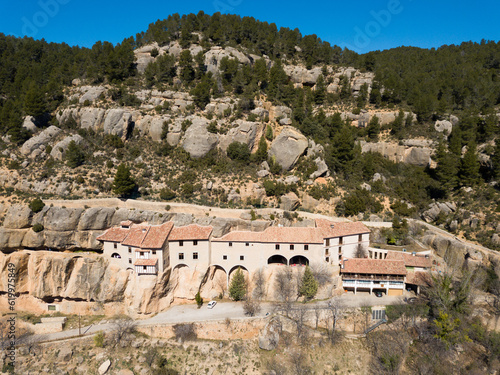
0, 13, 499, 252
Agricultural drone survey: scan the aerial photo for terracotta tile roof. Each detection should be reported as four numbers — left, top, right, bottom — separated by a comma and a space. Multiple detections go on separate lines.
169, 225, 213, 241
134, 258, 158, 266
316, 219, 370, 238
141, 222, 173, 249
120, 220, 133, 227
406, 271, 432, 286
341, 258, 407, 276
213, 226, 325, 244
96, 227, 129, 242
385, 252, 432, 268
121, 224, 150, 247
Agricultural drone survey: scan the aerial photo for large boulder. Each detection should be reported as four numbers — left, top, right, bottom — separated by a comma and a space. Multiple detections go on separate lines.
182, 119, 218, 158
3, 205, 32, 229
43, 207, 84, 231
220, 120, 260, 152
259, 317, 282, 350
310, 157, 329, 179
22, 116, 37, 132
78, 207, 116, 230
283, 65, 322, 86
280, 192, 300, 211
78, 86, 106, 104
269, 127, 308, 170
435, 120, 453, 134
204, 47, 251, 74
50, 134, 84, 161
103, 109, 132, 139
80, 108, 106, 130
20, 126, 61, 156
422, 202, 456, 223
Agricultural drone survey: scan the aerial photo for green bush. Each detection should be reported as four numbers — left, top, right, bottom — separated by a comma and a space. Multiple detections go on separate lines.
195, 292, 203, 308
160, 188, 176, 201
226, 142, 250, 163
94, 331, 105, 348
29, 198, 45, 213
32, 223, 44, 233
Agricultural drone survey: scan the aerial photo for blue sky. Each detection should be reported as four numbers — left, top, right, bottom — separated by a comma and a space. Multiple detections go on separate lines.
1, 0, 499, 53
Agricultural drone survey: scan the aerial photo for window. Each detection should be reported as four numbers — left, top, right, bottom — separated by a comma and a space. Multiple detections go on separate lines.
339, 246, 342, 254
240, 255, 244, 261
245, 243, 249, 247
128, 247, 131, 253
152, 250, 156, 255
275, 244, 280, 250
223, 255, 227, 260
304, 245, 309, 251
113, 243, 117, 249
193, 240, 198, 246
179, 241, 184, 247
290, 244, 294, 250
143, 266, 147, 271
359, 234, 363, 241
140, 252, 144, 257
326, 257, 330, 262
193, 252, 198, 260
339, 237, 343, 245
229, 242, 232, 247
128, 258, 132, 264
48, 305, 56, 311
179, 253, 184, 260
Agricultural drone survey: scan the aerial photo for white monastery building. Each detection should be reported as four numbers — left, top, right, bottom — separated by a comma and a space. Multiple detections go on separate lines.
97, 219, 371, 277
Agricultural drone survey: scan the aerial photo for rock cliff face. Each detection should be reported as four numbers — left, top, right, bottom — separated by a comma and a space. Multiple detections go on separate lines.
359, 140, 433, 167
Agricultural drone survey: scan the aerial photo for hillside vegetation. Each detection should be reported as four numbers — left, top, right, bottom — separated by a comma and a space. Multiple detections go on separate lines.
0, 12, 499, 251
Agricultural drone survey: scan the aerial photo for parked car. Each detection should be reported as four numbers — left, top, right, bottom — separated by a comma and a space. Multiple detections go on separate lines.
374, 291, 384, 297
407, 297, 418, 304
207, 301, 217, 309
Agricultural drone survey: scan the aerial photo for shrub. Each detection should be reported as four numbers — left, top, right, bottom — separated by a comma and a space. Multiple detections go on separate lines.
173, 323, 197, 342
195, 292, 203, 308
159, 188, 176, 201
29, 198, 45, 213
94, 331, 105, 347
32, 223, 44, 233
227, 142, 250, 163
229, 268, 247, 301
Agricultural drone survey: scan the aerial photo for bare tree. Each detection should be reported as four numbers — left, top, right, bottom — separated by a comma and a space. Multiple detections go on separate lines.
266, 357, 287, 375
354, 243, 368, 258
243, 297, 261, 316
274, 267, 295, 316
111, 316, 137, 348
291, 305, 309, 344
310, 263, 333, 285
215, 271, 227, 298
325, 297, 346, 342
252, 268, 266, 300
290, 350, 312, 375
173, 323, 197, 343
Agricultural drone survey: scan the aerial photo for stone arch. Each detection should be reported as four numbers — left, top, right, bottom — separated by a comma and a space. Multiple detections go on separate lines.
173, 263, 189, 271
289, 255, 309, 266
111, 253, 121, 259
228, 265, 249, 282
267, 255, 288, 265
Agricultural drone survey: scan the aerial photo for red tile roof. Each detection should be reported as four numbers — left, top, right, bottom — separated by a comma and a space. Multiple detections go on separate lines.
96, 227, 129, 242
385, 252, 432, 268
121, 225, 150, 247
141, 222, 173, 249
169, 225, 213, 241
213, 226, 325, 244
134, 258, 158, 266
406, 271, 432, 286
316, 219, 370, 238
341, 258, 407, 276
120, 220, 133, 227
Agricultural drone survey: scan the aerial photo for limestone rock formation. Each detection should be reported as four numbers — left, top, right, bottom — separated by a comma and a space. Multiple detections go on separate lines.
269, 127, 308, 170
3, 205, 32, 229
20, 126, 61, 156
50, 134, 84, 161
220, 120, 260, 152
310, 157, 329, 179
259, 317, 282, 350
280, 192, 300, 211
103, 109, 132, 139
283, 65, 322, 86
22, 116, 37, 132
78, 86, 106, 104
182, 119, 218, 158
80, 107, 106, 130
435, 120, 453, 134
422, 202, 456, 223
360, 141, 431, 167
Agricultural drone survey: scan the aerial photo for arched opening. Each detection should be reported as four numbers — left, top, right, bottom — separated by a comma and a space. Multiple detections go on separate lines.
126, 267, 134, 272
200, 265, 228, 299
173, 264, 189, 271
111, 253, 121, 259
289, 255, 309, 266
228, 265, 249, 283
267, 255, 288, 265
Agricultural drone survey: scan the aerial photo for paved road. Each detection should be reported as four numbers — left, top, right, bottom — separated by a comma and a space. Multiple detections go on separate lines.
29, 295, 404, 344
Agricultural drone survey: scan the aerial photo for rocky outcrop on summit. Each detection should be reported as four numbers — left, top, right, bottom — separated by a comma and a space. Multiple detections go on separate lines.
269, 127, 308, 170
20, 126, 61, 156
182, 119, 218, 158
204, 46, 252, 74
284, 65, 322, 86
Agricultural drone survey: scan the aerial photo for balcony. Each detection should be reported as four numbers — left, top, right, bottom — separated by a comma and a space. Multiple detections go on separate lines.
343, 280, 405, 289
341, 274, 405, 282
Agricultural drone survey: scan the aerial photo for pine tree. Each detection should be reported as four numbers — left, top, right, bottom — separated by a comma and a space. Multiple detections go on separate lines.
229, 268, 247, 301
459, 141, 480, 186
112, 164, 136, 197
492, 138, 500, 180
299, 266, 318, 300
313, 75, 326, 105
191, 75, 212, 109
24, 83, 46, 118
65, 140, 85, 168
367, 115, 381, 141
253, 136, 268, 163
